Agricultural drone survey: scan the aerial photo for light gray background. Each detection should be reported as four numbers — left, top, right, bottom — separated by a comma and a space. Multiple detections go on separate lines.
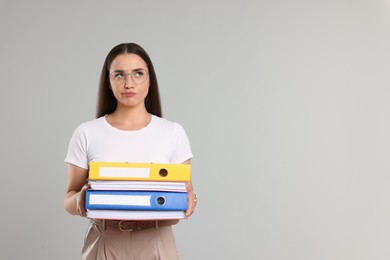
1, 0, 389, 259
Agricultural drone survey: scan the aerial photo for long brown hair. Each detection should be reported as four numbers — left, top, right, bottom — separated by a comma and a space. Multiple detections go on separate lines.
96, 43, 162, 118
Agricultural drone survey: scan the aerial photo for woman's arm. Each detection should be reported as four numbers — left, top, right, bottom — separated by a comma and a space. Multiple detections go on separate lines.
64, 164, 90, 216
182, 159, 197, 218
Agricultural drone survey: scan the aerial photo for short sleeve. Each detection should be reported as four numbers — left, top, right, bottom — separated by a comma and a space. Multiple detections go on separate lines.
64, 123, 89, 169
170, 122, 193, 164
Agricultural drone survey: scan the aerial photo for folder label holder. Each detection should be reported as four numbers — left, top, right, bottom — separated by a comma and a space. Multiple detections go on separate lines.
99, 167, 150, 178
89, 194, 151, 206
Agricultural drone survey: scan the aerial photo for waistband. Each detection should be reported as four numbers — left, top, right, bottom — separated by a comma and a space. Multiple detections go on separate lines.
91, 219, 177, 232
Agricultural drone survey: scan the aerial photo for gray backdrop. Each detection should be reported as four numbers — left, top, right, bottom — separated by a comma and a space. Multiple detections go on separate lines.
1, 0, 390, 259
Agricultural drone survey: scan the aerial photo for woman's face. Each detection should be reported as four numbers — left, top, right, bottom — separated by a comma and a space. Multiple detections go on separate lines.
109, 53, 150, 110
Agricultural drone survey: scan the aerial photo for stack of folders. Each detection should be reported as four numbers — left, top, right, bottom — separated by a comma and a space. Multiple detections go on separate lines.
85, 162, 190, 220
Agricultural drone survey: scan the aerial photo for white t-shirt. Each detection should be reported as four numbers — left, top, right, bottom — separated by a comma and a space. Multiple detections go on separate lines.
64, 115, 193, 169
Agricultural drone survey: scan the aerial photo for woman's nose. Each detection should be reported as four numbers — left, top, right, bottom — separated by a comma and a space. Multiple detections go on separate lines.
124, 75, 134, 89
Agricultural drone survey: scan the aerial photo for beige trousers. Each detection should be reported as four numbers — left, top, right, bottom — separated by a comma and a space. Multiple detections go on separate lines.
81, 220, 179, 260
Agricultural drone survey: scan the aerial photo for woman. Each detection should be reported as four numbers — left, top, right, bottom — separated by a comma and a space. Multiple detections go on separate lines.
64, 43, 196, 260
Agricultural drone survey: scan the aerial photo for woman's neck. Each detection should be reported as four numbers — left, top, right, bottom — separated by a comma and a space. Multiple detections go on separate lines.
106, 106, 152, 131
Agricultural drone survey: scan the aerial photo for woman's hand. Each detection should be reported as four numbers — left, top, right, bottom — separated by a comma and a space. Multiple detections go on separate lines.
64, 164, 89, 216
75, 183, 90, 217
181, 159, 197, 219
185, 190, 197, 218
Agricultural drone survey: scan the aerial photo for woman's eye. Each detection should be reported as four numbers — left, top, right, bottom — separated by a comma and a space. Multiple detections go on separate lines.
134, 71, 144, 77
115, 73, 125, 79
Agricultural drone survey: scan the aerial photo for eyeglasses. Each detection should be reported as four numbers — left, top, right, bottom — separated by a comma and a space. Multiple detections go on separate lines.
109, 69, 149, 85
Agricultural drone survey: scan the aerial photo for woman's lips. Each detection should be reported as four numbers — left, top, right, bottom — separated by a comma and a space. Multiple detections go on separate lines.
123, 92, 136, 98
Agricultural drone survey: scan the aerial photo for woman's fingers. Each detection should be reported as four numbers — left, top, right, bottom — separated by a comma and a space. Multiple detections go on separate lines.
185, 192, 197, 218
77, 183, 90, 217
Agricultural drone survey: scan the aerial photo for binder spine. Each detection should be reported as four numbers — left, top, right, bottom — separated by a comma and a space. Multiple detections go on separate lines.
88, 162, 191, 181
85, 190, 188, 211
